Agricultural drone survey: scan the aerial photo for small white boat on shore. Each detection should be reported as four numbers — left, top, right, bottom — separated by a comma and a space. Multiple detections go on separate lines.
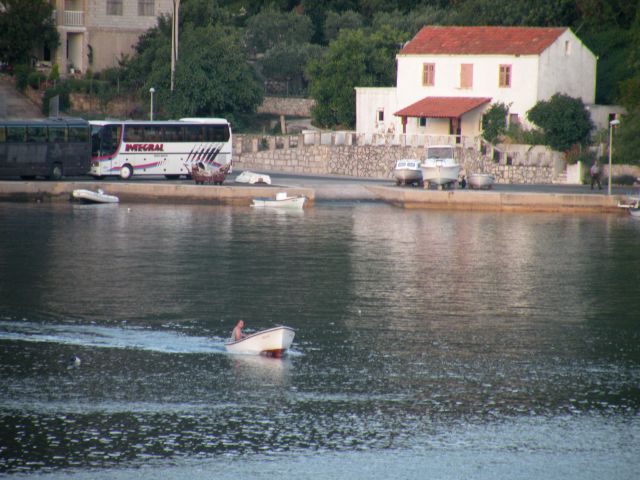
468, 173, 495, 189
393, 159, 423, 186
421, 145, 460, 189
252, 191, 306, 209
225, 326, 295, 357
72, 189, 119, 204
235, 171, 272, 185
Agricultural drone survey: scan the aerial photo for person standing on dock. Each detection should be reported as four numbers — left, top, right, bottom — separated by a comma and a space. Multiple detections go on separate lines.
590, 160, 602, 190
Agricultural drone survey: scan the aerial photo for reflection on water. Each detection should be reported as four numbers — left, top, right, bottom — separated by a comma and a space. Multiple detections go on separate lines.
0, 202, 639, 477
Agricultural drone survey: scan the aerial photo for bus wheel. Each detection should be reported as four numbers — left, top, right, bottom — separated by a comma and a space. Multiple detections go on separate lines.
48, 163, 63, 180
120, 164, 133, 180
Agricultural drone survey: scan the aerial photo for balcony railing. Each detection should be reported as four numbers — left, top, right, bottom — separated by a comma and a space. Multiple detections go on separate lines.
63, 10, 84, 27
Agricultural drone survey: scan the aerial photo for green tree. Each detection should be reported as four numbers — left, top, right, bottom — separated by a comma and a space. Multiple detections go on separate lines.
306, 27, 404, 128
527, 94, 594, 152
0, 0, 59, 65
323, 10, 364, 42
481, 102, 510, 144
260, 42, 324, 94
245, 7, 313, 55
118, 12, 262, 119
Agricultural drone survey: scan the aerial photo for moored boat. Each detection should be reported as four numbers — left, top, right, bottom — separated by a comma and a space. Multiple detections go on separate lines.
468, 173, 495, 189
393, 159, 423, 186
421, 145, 460, 189
71, 189, 119, 204
251, 191, 306, 209
225, 326, 295, 357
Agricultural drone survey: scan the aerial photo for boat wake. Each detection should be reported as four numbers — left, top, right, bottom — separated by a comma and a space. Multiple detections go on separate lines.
0, 320, 227, 355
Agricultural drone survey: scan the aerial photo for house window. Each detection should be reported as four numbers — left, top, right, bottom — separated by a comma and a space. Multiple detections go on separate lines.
139, 0, 155, 16
419, 117, 427, 127
377, 109, 384, 122
422, 63, 435, 86
460, 63, 473, 89
509, 113, 520, 126
106, 0, 123, 15
499, 64, 511, 88
564, 40, 571, 56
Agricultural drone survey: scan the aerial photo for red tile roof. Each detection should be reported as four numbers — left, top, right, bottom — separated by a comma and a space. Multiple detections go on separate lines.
394, 97, 492, 118
399, 26, 567, 56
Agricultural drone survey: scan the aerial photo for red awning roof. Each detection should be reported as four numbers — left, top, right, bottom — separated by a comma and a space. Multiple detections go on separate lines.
399, 26, 566, 56
394, 97, 492, 118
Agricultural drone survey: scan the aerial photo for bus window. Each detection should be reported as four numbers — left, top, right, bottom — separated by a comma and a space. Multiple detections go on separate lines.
0, 126, 6, 143
144, 125, 162, 142
49, 126, 67, 143
69, 126, 89, 142
27, 125, 47, 143
124, 125, 145, 142
162, 126, 182, 142
205, 125, 230, 142
183, 125, 204, 142
6, 126, 26, 142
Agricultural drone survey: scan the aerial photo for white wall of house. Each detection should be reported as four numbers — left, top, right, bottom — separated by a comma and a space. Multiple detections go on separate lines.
355, 87, 400, 134
537, 29, 596, 105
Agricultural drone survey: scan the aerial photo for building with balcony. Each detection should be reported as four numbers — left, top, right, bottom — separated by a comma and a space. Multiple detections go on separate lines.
47, 0, 174, 75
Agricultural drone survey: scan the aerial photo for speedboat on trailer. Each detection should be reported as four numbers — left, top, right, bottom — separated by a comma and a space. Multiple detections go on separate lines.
421, 145, 460, 189
225, 326, 295, 358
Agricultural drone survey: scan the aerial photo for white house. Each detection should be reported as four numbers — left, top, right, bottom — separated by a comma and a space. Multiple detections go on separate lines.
356, 26, 597, 140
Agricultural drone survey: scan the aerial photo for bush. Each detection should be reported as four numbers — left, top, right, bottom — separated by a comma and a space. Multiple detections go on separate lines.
42, 84, 70, 116
14, 64, 31, 91
504, 123, 545, 145
27, 71, 45, 90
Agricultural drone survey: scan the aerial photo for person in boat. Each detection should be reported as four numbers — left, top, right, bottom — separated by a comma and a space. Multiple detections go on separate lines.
232, 320, 245, 341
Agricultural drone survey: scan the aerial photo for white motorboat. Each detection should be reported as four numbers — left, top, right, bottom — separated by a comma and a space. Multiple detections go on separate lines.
235, 171, 272, 185
225, 326, 295, 357
251, 191, 306, 209
629, 208, 640, 219
421, 145, 461, 189
468, 173, 495, 189
393, 159, 423, 186
72, 189, 119, 204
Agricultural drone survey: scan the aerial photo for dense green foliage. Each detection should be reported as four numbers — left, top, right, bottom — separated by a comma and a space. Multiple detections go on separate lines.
306, 27, 403, 127
481, 102, 510, 144
527, 94, 594, 152
0, 0, 59, 66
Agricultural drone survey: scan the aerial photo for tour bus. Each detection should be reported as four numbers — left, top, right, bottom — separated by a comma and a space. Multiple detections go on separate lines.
0, 117, 91, 180
89, 118, 232, 179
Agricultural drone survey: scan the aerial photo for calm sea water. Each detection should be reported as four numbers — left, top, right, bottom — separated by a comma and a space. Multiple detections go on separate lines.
0, 201, 639, 479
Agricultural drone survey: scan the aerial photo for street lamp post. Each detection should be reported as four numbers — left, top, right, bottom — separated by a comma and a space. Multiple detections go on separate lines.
171, 0, 180, 92
608, 118, 620, 195
149, 87, 155, 121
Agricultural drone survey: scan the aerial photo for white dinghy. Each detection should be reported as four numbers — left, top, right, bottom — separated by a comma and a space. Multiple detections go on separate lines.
225, 326, 295, 358
251, 191, 306, 209
72, 189, 119, 204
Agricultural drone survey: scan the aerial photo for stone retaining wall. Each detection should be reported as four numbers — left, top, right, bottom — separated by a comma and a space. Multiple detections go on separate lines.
257, 97, 315, 117
233, 134, 561, 184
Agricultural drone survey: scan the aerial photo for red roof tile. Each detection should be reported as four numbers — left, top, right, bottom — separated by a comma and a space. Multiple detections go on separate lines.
394, 97, 492, 118
399, 26, 567, 56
